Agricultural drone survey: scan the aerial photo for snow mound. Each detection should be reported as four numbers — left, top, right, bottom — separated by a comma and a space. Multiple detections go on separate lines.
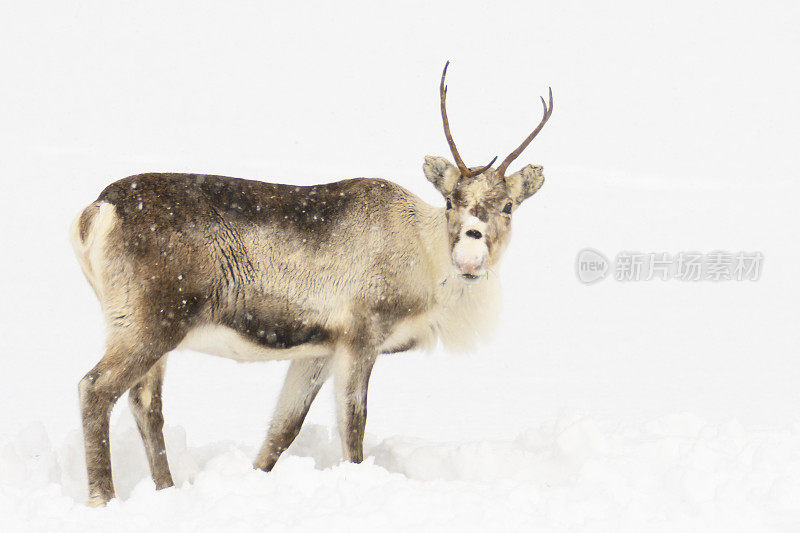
4, 414, 800, 531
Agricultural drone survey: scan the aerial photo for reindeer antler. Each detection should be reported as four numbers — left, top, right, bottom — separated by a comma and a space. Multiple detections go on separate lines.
440, 61, 497, 178
496, 87, 554, 179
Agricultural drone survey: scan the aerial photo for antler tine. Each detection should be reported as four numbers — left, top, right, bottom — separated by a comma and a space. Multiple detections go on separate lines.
470, 155, 498, 177
439, 61, 470, 176
496, 87, 554, 178
440, 62, 499, 179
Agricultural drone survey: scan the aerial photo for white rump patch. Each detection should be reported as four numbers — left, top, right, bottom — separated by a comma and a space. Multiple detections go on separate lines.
69, 201, 117, 299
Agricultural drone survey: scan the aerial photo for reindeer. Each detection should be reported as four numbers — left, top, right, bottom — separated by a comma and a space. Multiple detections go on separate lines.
70, 62, 553, 505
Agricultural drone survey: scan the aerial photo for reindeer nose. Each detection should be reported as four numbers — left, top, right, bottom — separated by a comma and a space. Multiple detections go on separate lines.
465, 229, 482, 240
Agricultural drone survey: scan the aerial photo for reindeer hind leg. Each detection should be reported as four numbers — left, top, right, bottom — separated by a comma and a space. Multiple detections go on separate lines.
79, 330, 172, 506
128, 356, 174, 490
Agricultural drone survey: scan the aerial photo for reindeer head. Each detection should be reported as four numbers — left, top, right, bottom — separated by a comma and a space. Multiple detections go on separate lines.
423, 62, 553, 282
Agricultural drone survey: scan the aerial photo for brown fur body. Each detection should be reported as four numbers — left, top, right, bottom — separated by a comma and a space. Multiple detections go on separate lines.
90, 173, 437, 355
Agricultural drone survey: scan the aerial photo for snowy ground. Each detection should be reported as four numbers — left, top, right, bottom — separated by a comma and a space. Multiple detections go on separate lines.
7, 416, 800, 532
1, 1, 799, 531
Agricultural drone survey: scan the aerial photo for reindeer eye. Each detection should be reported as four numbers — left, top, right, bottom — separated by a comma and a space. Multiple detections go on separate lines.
502, 202, 513, 214
446, 198, 452, 210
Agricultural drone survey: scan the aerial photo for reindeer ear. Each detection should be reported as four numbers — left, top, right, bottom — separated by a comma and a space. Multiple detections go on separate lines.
423, 156, 460, 195
505, 164, 544, 203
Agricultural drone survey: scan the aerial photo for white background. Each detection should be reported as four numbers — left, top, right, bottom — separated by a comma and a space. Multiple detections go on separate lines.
1, 1, 799, 530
